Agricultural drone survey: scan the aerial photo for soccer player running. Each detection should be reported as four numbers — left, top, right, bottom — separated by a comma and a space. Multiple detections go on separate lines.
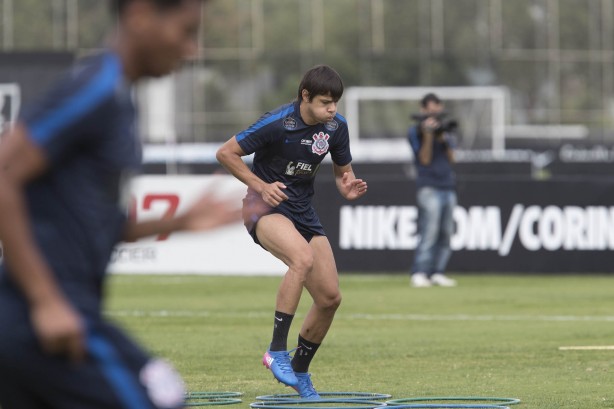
216, 65, 368, 399
0, 1, 241, 408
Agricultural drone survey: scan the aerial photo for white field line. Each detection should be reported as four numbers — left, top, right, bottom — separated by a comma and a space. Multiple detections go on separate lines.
558, 346, 614, 350
105, 310, 614, 322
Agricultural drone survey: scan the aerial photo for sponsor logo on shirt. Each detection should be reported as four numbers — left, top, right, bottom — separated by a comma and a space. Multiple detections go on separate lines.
283, 117, 297, 130
312, 132, 330, 155
325, 120, 338, 131
285, 161, 318, 177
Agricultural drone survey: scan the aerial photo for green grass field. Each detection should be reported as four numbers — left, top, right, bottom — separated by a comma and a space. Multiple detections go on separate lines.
105, 274, 614, 409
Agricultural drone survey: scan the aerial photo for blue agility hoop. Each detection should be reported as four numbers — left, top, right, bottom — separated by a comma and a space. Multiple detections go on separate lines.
187, 392, 243, 398
256, 392, 392, 401
387, 398, 520, 406
382, 405, 509, 409
250, 398, 386, 409
185, 391, 243, 406
385, 397, 521, 408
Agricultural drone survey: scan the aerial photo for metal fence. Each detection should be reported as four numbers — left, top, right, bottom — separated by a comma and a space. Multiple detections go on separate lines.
1, 0, 612, 145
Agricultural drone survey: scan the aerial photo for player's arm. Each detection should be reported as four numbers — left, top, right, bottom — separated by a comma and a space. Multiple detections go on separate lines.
417, 132, 434, 165
443, 135, 456, 164
122, 192, 242, 242
445, 147, 455, 163
0, 125, 85, 361
417, 117, 440, 165
333, 162, 367, 200
216, 136, 288, 207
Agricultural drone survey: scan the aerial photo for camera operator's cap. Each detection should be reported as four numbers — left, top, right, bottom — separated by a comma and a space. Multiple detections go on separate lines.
420, 93, 442, 107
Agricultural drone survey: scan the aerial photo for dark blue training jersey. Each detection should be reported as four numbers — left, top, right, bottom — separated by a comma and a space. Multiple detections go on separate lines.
0, 51, 141, 314
408, 125, 456, 189
236, 101, 352, 213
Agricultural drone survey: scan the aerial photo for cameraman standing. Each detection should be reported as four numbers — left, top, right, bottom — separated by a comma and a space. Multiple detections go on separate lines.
408, 93, 457, 288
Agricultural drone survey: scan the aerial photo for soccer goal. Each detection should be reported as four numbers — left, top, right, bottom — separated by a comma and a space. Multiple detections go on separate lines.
343, 86, 509, 159
0, 83, 21, 133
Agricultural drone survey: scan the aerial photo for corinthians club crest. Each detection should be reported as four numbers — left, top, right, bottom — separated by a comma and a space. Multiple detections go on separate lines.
311, 132, 330, 156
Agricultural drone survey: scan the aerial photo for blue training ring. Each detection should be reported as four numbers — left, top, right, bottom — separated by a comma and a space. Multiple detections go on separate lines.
386, 396, 520, 409
185, 391, 243, 406
256, 392, 392, 401
381, 405, 510, 409
386, 397, 520, 407
250, 398, 387, 409
187, 392, 243, 399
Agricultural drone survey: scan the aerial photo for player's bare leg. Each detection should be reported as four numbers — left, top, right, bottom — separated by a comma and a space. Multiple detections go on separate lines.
289, 235, 340, 399
301, 235, 341, 343
257, 214, 315, 315
256, 213, 314, 387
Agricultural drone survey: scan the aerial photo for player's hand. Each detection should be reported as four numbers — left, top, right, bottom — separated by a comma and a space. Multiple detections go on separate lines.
341, 172, 367, 200
31, 296, 85, 363
260, 181, 288, 207
181, 191, 243, 231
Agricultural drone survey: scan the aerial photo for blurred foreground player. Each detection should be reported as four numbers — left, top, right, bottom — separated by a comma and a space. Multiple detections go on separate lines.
0, 1, 242, 408
217, 65, 368, 399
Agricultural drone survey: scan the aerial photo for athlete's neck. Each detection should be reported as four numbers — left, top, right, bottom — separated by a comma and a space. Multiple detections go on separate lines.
299, 102, 319, 126
107, 33, 140, 82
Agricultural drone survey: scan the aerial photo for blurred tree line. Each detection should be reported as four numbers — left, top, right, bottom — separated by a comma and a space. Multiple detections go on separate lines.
1, 0, 612, 143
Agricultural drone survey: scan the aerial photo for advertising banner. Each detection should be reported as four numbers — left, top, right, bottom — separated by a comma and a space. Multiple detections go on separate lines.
6, 174, 612, 275
313, 174, 614, 273
108, 176, 286, 275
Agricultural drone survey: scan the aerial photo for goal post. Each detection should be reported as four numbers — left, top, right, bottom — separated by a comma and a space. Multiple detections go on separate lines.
343, 86, 509, 156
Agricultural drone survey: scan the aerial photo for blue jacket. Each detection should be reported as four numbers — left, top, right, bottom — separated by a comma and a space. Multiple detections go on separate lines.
408, 125, 456, 189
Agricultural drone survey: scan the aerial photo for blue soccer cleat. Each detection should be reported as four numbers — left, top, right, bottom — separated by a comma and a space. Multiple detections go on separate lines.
262, 350, 298, 387
292, 372, 320, 400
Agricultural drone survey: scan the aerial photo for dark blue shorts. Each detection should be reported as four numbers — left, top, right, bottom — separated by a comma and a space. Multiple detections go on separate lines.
243, 195, 326, 246
0, 288, 185, 409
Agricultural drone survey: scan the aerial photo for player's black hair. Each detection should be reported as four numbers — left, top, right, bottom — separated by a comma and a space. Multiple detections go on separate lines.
297, 65, 344, 102
420, 93, 442, 108
110, 0, 203, 16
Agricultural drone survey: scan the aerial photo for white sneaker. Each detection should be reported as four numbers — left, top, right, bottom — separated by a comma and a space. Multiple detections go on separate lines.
430, 273, 457, 287
411, 272, 432, 288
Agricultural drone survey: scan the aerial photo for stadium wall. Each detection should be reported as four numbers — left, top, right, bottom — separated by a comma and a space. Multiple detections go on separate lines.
105, 172, 614, 275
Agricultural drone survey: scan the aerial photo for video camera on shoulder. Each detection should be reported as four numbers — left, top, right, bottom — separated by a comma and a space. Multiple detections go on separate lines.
411, 111, 458, 134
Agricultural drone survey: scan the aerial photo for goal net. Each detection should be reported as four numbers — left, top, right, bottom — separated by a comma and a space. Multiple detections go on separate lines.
342, 86, 508, 161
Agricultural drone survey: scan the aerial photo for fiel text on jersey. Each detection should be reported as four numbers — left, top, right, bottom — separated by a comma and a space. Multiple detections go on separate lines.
285, 161, 320, 178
